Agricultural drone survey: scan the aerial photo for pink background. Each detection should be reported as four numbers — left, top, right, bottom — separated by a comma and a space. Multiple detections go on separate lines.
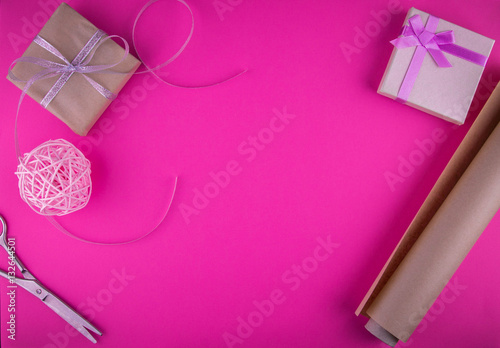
1, 0, 500, 347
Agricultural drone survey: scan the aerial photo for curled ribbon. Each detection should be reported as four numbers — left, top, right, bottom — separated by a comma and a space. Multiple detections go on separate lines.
390, 14, 488, 103
9, 0, 246, 158
7, 0, 244, 245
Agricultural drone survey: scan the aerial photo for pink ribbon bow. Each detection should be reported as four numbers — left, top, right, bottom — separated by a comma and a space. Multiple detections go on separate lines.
390, 14, 488, 103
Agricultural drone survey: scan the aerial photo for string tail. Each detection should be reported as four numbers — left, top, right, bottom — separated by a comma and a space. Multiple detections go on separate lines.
132, 0, 247, 88
46, 176, 178, 245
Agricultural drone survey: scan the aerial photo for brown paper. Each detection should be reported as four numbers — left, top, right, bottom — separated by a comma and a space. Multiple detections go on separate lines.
7, 3, 141, 136
356, 82, 500, 345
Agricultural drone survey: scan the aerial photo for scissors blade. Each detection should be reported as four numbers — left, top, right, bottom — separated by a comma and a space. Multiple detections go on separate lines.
11, 277, 102, 343
0, 269, 10, 280
42, 292, 102, 343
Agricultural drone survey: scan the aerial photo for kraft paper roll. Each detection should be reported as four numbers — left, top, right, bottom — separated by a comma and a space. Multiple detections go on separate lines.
356, 82, 500, 346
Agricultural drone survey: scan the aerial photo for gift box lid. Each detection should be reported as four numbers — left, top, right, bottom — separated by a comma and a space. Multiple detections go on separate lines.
378, 7, 494, 125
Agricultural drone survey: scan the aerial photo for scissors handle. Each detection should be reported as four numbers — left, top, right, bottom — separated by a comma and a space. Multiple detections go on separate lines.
0, 215, 34, 279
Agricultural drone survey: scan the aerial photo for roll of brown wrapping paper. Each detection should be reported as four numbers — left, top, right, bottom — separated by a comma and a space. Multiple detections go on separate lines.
356, 82, 500, 346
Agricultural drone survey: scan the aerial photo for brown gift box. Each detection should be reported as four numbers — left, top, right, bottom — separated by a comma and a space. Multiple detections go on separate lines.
7, 3, 141, 136
356, 82, 500, 345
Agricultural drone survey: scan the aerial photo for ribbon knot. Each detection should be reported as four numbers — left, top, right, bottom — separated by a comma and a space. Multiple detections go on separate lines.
66, 65, 78, 73
391, 15, 454, 68
8, 29, 129, 111
416, 30, 435, 46
389, 14, 489, 103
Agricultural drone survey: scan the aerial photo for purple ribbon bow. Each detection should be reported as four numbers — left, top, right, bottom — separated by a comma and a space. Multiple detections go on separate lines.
9, 30, 130, 108
390, 14, 488, 103
8, 31, 130, 157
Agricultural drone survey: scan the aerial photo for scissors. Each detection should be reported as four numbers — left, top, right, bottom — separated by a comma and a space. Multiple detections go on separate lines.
0, 215, 102, 343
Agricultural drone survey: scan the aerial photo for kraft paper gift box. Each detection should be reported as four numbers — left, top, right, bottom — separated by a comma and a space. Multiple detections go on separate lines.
7, 3, 140, 136
378, 7, 494, 125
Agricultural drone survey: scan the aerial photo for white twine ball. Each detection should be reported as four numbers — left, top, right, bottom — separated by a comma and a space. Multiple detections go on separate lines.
16, 139, 92, 216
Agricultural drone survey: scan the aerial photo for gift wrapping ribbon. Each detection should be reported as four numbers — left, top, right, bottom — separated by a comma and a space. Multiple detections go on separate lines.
8, 30, 130, 157
390, 14, 488, 103
6, 0, 246, 245
8, 0, 246, 158
33, 30, 118, 108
